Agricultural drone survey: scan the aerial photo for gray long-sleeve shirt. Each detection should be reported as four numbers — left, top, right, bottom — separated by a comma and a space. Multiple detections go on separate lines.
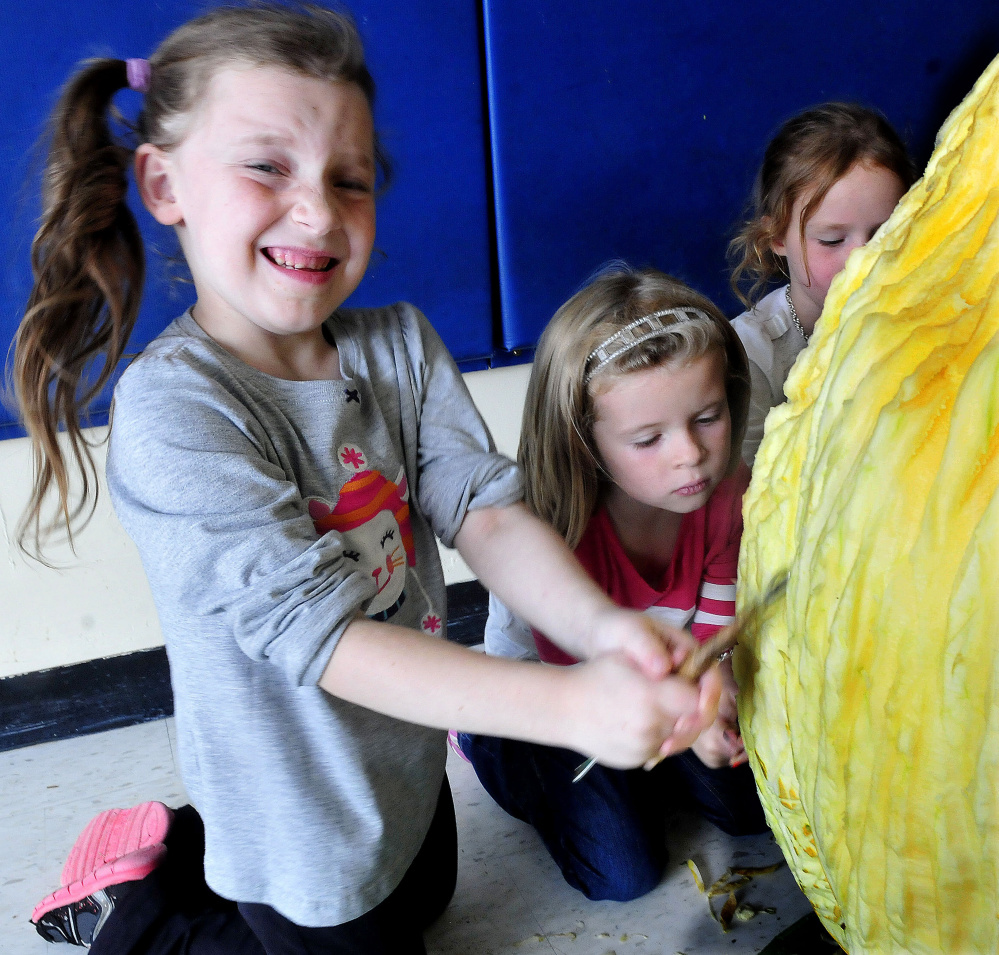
106, 303, 521, 926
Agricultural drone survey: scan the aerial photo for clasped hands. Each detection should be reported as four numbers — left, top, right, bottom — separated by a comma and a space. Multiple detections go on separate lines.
564, 607, 739, 772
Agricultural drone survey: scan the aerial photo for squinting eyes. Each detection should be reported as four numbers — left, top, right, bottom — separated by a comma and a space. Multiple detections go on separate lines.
244, 166, 373, 195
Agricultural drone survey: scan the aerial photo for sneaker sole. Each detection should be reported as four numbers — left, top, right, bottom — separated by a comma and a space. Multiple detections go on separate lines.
32, 802, 173, 923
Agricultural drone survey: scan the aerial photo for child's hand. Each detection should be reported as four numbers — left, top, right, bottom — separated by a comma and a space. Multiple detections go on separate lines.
691, 659, 747, 769
587, 606, 698, 681
562, 650, 721, 769
691, 717, 746, 769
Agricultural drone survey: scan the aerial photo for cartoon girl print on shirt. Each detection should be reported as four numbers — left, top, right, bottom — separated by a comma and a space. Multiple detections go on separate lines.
308, 444, 442, 634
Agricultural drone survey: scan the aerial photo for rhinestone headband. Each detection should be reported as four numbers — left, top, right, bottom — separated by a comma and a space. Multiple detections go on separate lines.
584, 307, 711, 382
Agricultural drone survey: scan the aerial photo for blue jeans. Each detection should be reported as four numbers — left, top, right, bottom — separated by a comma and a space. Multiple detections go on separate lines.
457, 732, 766, 902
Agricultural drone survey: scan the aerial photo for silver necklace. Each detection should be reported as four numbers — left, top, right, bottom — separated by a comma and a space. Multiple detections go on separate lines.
785, 286, 810, 343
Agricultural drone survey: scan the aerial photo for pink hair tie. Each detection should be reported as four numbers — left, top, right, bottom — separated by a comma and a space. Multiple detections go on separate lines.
125, 58, 151, 93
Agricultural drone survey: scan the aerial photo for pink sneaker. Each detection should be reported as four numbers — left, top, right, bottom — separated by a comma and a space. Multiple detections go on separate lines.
32, 801, 173, 944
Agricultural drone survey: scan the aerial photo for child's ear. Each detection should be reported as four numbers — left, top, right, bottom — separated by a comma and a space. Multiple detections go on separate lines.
763, 216, 787, 258
764, 215, 787, 257
134, 144, 183, 226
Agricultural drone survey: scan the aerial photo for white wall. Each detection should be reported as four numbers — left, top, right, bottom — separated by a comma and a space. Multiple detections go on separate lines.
0, 362, 531, 680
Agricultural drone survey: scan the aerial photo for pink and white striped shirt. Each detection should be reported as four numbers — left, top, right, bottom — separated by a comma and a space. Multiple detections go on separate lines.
533, 462, 749, 665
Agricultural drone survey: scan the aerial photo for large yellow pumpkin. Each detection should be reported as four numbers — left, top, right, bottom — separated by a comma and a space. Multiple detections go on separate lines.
736, 56, 999, 954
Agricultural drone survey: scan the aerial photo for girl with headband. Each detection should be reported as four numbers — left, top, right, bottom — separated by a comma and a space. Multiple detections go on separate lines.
458, 263, 768, 902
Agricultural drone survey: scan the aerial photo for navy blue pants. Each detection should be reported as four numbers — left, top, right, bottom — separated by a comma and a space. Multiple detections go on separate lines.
457, 732, 767, 902
91, 781, 457, 955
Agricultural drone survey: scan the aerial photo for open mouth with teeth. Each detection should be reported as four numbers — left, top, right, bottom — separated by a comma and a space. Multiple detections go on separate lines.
263, 248, 338, 273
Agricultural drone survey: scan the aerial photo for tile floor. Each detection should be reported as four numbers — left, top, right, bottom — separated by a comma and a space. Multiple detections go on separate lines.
1, 716, 814, 955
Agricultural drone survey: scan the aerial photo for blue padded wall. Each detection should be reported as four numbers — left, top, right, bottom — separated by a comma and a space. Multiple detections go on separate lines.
484, 0, 999, 351
348, 3, 493, 364
7, 0, 999, 437
0, 1, 493, 438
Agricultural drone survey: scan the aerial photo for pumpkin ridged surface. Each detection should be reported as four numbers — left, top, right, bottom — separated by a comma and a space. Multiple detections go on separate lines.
737, 55, 999, 954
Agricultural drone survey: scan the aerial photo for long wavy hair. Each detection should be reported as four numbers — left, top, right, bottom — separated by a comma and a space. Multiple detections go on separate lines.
14, 3, 387, 556
519, 263, 750, 549
729, 101, 916, 309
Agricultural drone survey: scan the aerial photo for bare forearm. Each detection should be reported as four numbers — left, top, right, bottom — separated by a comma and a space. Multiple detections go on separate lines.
454, 503, 615, 659
318, 616, 716, 768
317, 502, 724, 764
320, 617, 575, 743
